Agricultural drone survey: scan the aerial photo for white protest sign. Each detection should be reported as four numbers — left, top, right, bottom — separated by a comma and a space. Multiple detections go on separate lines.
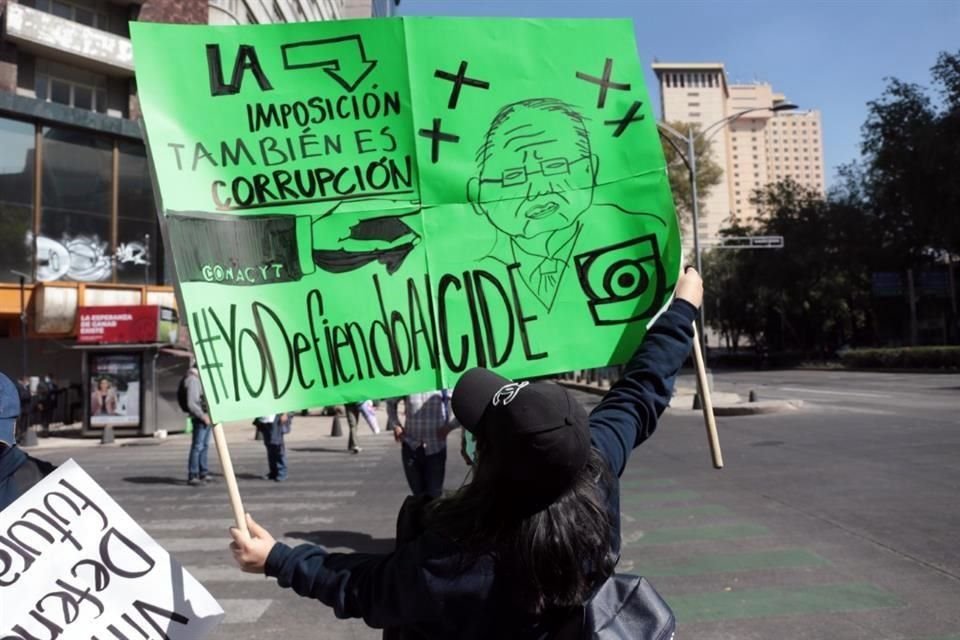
0, 459, 224, 638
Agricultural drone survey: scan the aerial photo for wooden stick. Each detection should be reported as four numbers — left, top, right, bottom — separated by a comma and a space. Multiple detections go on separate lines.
691, 323, 724, 469
211, 423, 248, 536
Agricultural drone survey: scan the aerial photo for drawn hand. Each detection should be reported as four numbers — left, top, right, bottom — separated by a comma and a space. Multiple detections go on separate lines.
676, 267, 703, 308
229, 513, 276, 574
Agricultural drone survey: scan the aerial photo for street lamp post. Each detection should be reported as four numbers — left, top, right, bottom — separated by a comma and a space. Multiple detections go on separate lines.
657, 103, 798, 361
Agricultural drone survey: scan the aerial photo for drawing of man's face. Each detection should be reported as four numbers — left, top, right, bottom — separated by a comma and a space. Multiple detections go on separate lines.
470, 100, 598, 240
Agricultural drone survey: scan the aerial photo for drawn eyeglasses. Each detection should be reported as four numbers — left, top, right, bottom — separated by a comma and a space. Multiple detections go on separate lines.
482, 156, 590, 188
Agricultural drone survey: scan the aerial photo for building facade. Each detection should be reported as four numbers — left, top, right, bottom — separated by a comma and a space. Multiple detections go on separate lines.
0, 0, 370, 416
370, 0, 396, 16
208, 0, 342, 25
653, 62, 824, 245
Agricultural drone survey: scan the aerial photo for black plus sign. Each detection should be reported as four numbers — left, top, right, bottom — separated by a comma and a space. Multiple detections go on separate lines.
576, 58, 631, 109
434, 61, 491, 109
604, 101, 645, 137
418, 118, 460, 163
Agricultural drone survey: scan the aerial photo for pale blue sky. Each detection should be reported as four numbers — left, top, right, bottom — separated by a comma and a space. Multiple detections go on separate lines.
397, 0, 960, 188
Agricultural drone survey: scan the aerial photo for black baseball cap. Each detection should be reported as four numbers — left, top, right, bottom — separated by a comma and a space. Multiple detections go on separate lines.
453, 368, 591, 512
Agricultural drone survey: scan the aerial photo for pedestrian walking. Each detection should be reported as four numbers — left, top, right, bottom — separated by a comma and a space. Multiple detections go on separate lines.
1, 371, 56, 511
228, 269, 703, 639
179, 365, 213, 486
388, 390, 454, 500
15, 377, 31, 444
360, 400, 381, 434
36, 373, 58, 435
343, 402, 374, 454
255, 413, 289, 482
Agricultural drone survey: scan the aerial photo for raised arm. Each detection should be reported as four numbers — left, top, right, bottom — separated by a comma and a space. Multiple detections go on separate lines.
231, 514, 435, 629
589, 269, 703, 476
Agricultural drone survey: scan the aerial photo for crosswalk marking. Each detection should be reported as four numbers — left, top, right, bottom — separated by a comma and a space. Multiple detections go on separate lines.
157, 535, 313, 552
188, 566, 270, 582
218, 599, 274, 625
134, 489, 357, 501
619, 489, 701, 505
623, 523, 770, 546
140, 515, 336, 531
667, 583, 902, 623
626, 504, 735, 521
640, 548, 829, 577
148, 501, 339, 513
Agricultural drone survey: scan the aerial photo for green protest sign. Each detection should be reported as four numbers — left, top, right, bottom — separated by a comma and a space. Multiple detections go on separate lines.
131, 17, 681, 422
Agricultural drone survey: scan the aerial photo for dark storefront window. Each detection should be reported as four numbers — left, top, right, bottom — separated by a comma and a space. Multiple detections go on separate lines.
116, 141, 158, 284
0, 117, 36, 282
39, 127, 113, 282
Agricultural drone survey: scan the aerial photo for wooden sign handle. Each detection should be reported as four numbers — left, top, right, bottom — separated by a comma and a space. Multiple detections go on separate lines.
691, 323, 724, 469
211, 423, 249, 536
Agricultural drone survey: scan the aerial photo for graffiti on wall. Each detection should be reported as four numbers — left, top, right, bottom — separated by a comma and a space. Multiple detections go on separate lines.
32, 233, 151, 282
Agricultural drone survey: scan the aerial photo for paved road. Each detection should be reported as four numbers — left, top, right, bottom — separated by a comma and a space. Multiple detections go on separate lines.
28, 370, 960, 639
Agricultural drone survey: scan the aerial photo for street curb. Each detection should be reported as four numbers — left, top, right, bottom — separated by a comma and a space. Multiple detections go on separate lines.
709, 399, 804, 416
555, 380, 803, 416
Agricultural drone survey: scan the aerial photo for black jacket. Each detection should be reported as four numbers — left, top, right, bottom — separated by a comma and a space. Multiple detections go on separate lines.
0, 444, 57, 511
264, 300, 697, 638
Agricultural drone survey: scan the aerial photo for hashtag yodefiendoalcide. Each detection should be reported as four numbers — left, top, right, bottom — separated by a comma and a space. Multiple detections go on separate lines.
189, 265, 548, 408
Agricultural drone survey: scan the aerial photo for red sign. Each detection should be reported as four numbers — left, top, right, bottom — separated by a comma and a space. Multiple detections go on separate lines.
78, 306, 161, 344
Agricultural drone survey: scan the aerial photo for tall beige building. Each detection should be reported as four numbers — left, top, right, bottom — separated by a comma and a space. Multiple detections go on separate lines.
652, 62, 824, 246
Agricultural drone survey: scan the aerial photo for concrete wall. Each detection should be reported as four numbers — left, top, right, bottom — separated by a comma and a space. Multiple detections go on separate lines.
4, 3, 134, 73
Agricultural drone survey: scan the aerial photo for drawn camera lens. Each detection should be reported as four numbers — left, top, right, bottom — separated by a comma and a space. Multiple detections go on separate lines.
574, 235, 666, 326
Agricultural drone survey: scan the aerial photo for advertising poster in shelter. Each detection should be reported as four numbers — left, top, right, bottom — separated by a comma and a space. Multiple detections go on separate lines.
131, 17, 681, 422
89, 353, 141, 427
0, 460, 224, 638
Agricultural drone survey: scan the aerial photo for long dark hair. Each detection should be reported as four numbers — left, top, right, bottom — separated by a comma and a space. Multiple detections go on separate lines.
425, 442, 615, 615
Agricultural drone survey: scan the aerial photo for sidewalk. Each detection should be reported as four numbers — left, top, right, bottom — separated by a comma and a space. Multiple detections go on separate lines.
557, 372, 803, 416
23, 405, 395, 451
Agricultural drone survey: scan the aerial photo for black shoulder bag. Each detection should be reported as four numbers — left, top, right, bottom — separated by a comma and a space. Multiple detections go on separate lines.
582, 573, 675, 640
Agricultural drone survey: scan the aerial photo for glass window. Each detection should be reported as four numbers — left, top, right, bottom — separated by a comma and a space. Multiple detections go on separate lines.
35, 65, 109, 115
116, 141, 158, 284
95, 88, 107, 114
115, 219, 156, 284
74, 6, 94, 25
39, 127, 113, 282
52, 0, 71, 18
0, 117, 36, 281
73, 85, 93, 111
50, 79, 71, 106
36, 77, 48, 101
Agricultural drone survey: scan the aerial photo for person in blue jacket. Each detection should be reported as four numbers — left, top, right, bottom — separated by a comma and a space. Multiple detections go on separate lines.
1, 371, 56, 511
230, 269, 703, 638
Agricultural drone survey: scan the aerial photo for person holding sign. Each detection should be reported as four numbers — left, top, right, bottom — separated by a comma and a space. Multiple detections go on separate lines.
1, 371, 56, 511
229, 269, 702, 638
